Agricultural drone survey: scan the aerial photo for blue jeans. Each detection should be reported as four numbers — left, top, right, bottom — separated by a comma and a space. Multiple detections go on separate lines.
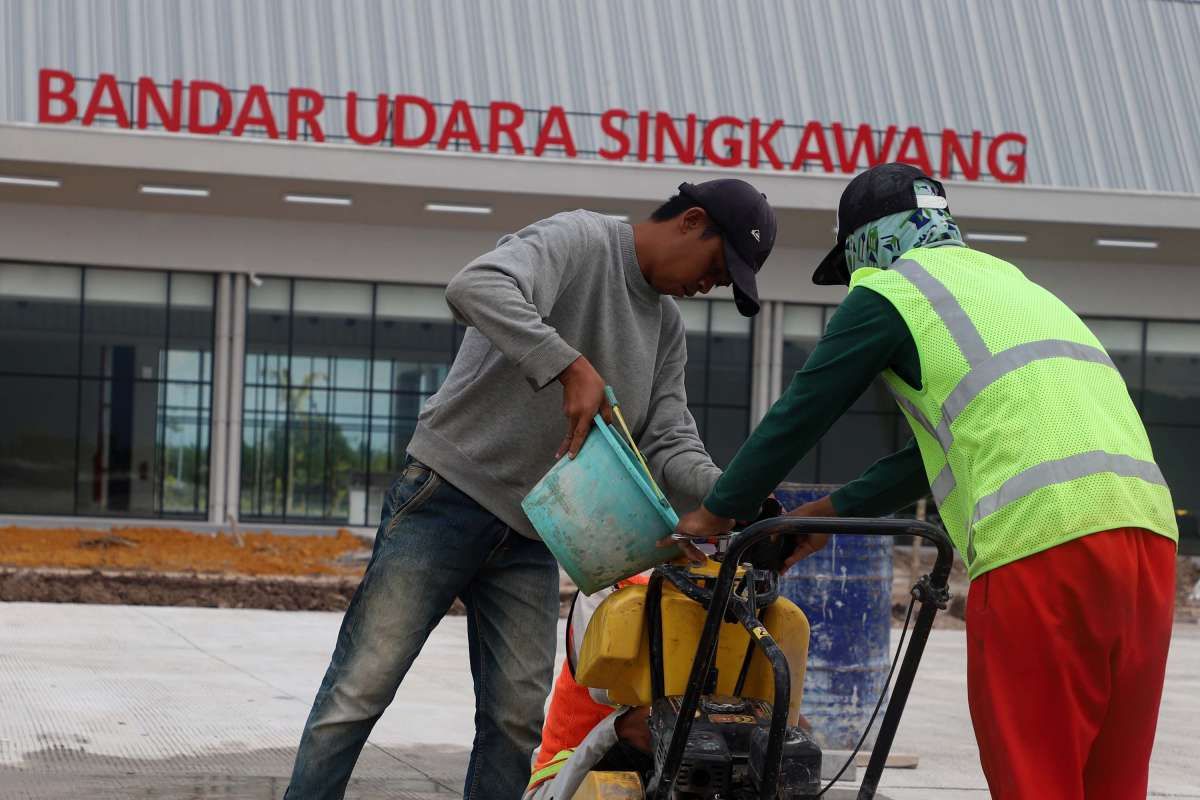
285, 457, 560, 799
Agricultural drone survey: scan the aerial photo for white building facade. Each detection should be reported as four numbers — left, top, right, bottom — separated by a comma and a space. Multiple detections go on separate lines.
0, 0, 1197, 548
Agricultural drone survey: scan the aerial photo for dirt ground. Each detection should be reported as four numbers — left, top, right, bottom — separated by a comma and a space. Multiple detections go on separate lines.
0, 524, 369, 611
2, 525, 1196, 623
0, 568, 360, 611
0, 524, 367, 576
0, 525, 579, 614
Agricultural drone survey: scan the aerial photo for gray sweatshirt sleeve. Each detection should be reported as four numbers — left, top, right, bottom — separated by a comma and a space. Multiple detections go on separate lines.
443, 212, 588, 391
639, 307, 723, 510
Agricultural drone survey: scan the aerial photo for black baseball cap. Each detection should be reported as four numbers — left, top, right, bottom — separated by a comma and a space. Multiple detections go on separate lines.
812, 163, 950, 286
678, 179, 777, 316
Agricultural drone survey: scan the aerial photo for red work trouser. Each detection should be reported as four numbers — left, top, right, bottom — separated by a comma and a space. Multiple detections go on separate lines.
966, 528, 1176, 800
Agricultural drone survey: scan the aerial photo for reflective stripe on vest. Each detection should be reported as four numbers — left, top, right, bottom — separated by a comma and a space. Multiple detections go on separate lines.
882, 257, 1170, 564
971, 451, 1166, 529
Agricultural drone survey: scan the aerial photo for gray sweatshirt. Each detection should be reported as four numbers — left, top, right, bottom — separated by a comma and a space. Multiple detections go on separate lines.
407, 210, 722, 539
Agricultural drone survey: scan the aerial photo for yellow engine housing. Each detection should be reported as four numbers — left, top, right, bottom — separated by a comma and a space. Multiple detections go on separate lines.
573, 770, 645, 798
575, 563, 810, 726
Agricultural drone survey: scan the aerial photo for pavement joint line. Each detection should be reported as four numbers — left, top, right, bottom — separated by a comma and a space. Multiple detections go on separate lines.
132, 606, 304, 700
363, 745, 459, 793
130, 606, 459, 794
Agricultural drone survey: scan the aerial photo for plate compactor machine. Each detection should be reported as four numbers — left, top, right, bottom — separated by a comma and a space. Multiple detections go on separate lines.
567, 517, 953, 800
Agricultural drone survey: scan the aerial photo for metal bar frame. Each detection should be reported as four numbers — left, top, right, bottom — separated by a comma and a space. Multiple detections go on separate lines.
652, 517, 953, 800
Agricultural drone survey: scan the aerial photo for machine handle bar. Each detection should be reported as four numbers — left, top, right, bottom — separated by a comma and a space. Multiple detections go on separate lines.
653, 517, 953, 800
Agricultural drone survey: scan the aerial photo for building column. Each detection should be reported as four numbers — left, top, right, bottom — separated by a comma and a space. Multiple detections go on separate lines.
207, 273, 232, 524
768, 300, 784, 404
749, 300, 784, 424
223, 274, 247, 524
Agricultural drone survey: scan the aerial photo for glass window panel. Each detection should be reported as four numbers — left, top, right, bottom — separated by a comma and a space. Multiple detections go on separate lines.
283, 403, 366, 522
333, 389, 369, 416
675, 299, 709, 331
1147, 424, 1198, 552
782, 305, 823, 339
294, 280, 372, 316
334, 358, 370, 391
170, 273, 214, 308
817, 412, 900, 484
371, 359, 394, 392
0, 264, 82, 376
1088, 318, 1142, 352
241, 278, 382, 523
85, 268, 168, 305
1085, 317, 1143, 394
0, 375, 78, 513
167, 291, 215, 383
364, 428, 398, 527
166, 350, 203, 383
376, 284, 452, 320
240, 369, 289, 519
160, 410, 209, 515
0, 267, 213, 520
76, 377, 163, 516
387, 389, 427, 433
704, 407, 751, 468
245, 351, 288, 386
782, 305, 823, 377
710, 300, 750, 335
1144, 322, 1200, 425
164, 379, 201, 409
676, 300, 753, 447
246, 315, 290, 379
372, 306, 457, 436
704, 302, 752, 407
81, 269, 168, 379
248, 277, 290, 311
292, 281, 372, 374
0, 262, 82, 300
1147, 321, 1200, 354
375, 318, 457, 370
784, 305, 897, 417
706, 330, 753, 405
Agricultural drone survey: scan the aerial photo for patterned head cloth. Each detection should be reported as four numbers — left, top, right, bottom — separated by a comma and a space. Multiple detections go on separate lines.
843, 179, 963, 274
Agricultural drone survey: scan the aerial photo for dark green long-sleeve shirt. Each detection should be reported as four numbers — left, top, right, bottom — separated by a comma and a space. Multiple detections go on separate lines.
704, 286, 930, 519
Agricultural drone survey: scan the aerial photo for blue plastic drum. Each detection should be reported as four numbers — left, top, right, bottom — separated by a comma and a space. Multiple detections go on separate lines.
775, 483, 893, 750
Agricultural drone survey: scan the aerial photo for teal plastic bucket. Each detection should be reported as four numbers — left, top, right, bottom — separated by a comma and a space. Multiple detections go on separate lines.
522, 414, 681, 595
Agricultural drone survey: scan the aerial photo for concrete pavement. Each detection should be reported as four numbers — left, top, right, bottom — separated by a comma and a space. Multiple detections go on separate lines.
0, 602, 1196, 799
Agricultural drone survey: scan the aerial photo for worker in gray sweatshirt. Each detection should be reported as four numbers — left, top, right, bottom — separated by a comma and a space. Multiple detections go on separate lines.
284, 179, 778, 800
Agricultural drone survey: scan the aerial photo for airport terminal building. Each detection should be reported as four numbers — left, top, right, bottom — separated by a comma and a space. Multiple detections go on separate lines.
0, 0, 1197, 546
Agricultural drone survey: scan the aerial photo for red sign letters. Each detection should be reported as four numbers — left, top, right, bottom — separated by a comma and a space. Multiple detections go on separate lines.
37, 69, 1027, 183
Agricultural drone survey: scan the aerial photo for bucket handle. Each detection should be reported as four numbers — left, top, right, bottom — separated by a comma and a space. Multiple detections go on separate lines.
604, 385, 670, 506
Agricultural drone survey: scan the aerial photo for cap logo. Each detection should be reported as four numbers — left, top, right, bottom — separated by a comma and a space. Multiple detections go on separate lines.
916, 195, 949, 210
750, 229, 761, 242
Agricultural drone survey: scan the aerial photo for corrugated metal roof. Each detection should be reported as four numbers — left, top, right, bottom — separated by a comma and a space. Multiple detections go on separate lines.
2, 0, 1198, 193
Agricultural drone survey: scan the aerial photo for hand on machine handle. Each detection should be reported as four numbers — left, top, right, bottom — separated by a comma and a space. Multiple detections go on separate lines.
555, 356, 613, 459
668, 495, 834, 571
666, 496, 788, 566
781, 496, 835, 570
666, 505, 736, 564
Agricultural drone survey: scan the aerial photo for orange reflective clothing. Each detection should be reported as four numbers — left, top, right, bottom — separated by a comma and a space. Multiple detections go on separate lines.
529, 658, 614, 788
528, 576, 649, 792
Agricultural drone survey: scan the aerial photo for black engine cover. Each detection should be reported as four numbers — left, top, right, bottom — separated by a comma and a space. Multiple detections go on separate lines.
649, 695, 822, 799
748, 724, 822, 798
